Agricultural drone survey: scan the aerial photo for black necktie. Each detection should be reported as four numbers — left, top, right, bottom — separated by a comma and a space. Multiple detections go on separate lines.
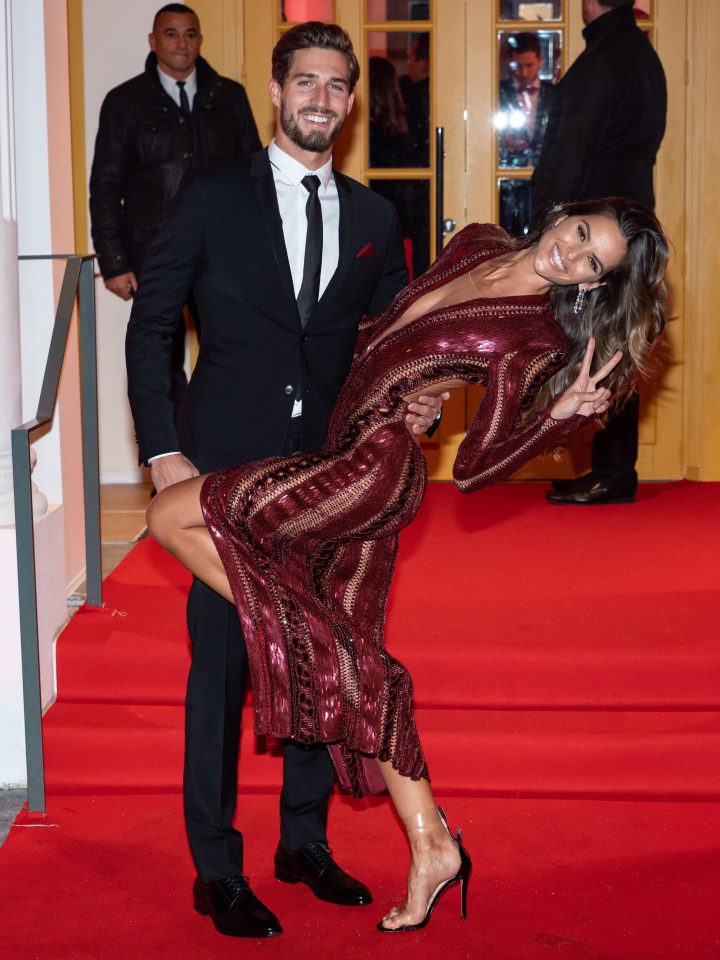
176, 80, 191, 116
296, 175, 323, 328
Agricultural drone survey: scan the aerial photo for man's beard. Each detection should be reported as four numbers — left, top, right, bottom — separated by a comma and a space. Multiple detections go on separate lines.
280, 105, 344, 152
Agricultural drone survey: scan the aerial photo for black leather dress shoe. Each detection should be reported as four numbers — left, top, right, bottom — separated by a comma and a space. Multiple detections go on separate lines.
549, 472, 597, 495
193, 876, 282, 938
274, 841, 372, 906
546, 479, 636, 505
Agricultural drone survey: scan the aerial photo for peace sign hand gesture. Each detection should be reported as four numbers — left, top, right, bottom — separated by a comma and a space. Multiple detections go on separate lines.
550, 337, 623, 421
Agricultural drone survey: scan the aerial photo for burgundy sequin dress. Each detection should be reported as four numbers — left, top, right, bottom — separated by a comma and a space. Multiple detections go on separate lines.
200, 224, 580, 797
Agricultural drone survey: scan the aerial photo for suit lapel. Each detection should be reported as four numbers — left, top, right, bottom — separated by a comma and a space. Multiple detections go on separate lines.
314, 170, 354, 315
250, 150, 299, 316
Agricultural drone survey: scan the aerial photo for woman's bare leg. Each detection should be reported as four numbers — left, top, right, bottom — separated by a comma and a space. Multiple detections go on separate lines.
146, 476, 234, 603
375, 759, 462, 930
149, 478, 465, 928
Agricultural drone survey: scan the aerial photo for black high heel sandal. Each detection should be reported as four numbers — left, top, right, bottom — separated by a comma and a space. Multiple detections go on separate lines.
377, 806, 472, 933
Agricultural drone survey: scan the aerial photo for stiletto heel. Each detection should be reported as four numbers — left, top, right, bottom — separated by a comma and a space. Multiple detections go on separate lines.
377, 806, 472, 933
459, 859, 469, 920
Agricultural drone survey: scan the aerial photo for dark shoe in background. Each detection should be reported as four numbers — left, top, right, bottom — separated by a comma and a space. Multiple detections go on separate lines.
548, 472, 598, 496
193, 876, 282, 938
546, 477, 636, 505
274, 841, 373, 906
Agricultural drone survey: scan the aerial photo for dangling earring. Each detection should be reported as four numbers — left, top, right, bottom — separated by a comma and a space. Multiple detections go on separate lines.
573, 288, 586, 314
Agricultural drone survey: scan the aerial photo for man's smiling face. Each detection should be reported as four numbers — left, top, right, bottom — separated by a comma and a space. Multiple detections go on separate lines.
270, 47, 354, 159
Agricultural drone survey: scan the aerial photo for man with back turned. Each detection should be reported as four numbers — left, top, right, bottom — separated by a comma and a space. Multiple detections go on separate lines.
531, 0, 666, 505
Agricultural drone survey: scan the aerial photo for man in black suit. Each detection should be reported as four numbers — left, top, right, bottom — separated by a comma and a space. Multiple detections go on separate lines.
90, 3, 260, 410
498, 32, 556, 237
531, 0, 667, 505
126, 21, 441, 939
498, 33, 554, 171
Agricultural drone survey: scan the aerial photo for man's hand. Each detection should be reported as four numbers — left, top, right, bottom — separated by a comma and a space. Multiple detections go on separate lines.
405, 391, 450, 435
550, 338, 622, 420
151, 453, 199, 493
104, 271, 138, 301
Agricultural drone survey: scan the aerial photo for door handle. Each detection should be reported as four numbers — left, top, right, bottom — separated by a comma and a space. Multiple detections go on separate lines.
435, 126, 457, 252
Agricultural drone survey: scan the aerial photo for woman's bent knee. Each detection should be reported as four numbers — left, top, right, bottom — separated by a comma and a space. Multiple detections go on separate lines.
146, 475, 207, 549
146, 487, 178, 548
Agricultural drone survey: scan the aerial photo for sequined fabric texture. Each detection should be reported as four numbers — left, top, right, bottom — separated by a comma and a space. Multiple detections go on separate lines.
201, 223, 579, 797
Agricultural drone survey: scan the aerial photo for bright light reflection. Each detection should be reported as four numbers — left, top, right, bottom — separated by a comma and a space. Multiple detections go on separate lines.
494, 109, 527, 131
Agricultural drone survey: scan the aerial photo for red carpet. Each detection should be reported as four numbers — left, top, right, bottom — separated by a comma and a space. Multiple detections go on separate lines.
2, 480, 720, 958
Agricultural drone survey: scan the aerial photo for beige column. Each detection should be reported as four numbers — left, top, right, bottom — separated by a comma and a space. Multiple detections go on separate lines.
0, 0, 22, 525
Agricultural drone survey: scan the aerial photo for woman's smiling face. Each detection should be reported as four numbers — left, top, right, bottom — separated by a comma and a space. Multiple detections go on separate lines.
534, 214, 628, 289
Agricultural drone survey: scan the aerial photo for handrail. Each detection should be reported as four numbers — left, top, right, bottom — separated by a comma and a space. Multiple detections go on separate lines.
11, 254, 101, 814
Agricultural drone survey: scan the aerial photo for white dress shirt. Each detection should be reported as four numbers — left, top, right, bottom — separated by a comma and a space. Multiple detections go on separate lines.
268, 139, 339, 300
268, 139, 340, 417
156, 66, 198, 110
514, 81, 540, 133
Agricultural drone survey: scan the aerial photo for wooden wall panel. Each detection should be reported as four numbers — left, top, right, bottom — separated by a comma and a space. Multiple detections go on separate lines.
684, 0, 720, 480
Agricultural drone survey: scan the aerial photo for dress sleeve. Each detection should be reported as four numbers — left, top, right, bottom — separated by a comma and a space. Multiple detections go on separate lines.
453, 348, 582, 493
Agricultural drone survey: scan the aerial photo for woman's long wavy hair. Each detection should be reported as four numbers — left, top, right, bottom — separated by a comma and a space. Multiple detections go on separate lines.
522, 197, 669, 419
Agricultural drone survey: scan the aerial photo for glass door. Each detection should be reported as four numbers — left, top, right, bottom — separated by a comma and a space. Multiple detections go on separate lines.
364, 3, 433, 280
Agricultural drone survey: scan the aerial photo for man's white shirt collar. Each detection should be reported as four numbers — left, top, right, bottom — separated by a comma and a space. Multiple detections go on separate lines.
268, 140, 334, 191
156, 66, 198, 106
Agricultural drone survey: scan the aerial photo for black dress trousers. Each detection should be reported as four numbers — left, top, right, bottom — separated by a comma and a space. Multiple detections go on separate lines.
183, 414, 335, 881
591, 391, 640, 490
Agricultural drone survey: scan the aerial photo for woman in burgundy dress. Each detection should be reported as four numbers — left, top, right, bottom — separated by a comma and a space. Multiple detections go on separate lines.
148, 197, 669, 932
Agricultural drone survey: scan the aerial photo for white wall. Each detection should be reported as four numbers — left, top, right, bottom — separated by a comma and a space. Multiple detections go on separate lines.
13, 0, 62, 504
0, 529, 25, 785
0, 0, 73, 786
83, 0, 162, 483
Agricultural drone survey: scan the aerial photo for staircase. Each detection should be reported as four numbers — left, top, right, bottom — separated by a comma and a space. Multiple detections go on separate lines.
45, 480, 720, 801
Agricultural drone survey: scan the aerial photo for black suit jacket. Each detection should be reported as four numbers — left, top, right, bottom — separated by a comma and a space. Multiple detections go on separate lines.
531, 4, 666, 223
126, 149, 408, 473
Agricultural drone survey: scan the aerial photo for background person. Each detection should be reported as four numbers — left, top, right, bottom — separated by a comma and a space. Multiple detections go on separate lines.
531, 0, 666, 505
394, 33, 431, 277
399, 33, 430, 168
498, 32, 556, 237
90, 2, 260, 410
498, 32, 555, 170
368, 55, 412, 168
368, 56, 423, 278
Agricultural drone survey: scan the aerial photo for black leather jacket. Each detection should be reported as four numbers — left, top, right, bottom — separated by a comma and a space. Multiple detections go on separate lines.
89, 53, 261, 279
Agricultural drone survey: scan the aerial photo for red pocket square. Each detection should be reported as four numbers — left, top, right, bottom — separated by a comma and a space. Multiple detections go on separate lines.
355, 242, 375, 259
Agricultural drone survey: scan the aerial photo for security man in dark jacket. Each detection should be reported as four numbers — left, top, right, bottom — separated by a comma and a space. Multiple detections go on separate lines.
89, 3, 260, 407
531, 0, 666, 505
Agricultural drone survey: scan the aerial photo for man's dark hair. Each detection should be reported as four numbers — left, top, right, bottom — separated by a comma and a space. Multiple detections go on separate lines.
508, 33, 542, 58
598, 0, 634, 7
272, 21, 360, 92
153, 4, 198, 30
